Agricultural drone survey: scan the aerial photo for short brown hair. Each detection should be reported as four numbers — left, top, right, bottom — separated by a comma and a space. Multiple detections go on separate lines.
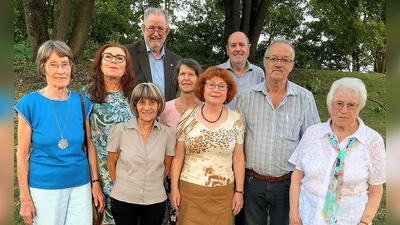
194, 66, 237, 104
130, 82, 166, 117
173, 58, 203, 86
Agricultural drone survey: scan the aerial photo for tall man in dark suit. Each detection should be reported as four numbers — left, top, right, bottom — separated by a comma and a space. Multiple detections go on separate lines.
126, 7, 182, 101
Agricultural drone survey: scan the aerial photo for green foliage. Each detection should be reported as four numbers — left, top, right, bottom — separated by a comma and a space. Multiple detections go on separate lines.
255, 0, 307, 62
91, 0, 142, 44
14, 0, 27, 43
167, 0, 226, 66
305, 76, 321, 94
14, 42, 35, 73
294, 0, 386, 72
82, 38, 102, 61
14, 41, 31, 61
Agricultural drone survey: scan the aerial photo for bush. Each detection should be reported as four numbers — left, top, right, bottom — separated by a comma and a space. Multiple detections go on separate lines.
14, 41, 31, 61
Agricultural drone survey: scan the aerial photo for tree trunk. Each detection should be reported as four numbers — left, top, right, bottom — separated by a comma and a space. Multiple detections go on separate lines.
247, 0, 271, 63
351, 50, 360, 72
224, 0, 271, 63
224, 0, 241, 46
240, 0, 252, 36
374, 47, 386, 74
53, 0, 73, 42
68, 0, 95, 62
23, 0, 49, 61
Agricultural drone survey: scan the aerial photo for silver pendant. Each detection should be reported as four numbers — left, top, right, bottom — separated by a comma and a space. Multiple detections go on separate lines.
58, 138, 68, 149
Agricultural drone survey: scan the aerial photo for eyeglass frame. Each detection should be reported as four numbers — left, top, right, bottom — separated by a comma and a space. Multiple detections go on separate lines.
264, 56, 294, 64
102, 53, 127, 63
205, 81, 229, 91
144, 25, 168, 35
331, 101, 359, 111
45, 62, 72, 71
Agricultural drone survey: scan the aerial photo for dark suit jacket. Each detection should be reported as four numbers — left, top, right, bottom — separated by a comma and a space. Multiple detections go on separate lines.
125, 40, 182, 101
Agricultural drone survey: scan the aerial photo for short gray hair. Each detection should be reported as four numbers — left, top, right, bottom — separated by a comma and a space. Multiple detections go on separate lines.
36, 40, 75, 77
143, 7, 170, 28
130, 82, 166, 117
326, 77, 367, 110
264, 39, 295, 59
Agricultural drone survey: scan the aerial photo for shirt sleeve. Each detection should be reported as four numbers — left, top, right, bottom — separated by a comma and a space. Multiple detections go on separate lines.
235, 112, 244, 145
165, 128, 176, 156
367, 133, 386, 185
235, 93, 247, 134
107, 125, 121, 153
288, 127, 314, 171
301, 93, 321, 136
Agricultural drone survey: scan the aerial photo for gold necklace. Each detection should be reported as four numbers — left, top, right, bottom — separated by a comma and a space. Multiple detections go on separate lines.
50, 98, 70, 149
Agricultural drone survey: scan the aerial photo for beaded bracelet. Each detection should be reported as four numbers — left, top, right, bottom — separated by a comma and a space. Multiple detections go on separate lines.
235, 190, 244, 194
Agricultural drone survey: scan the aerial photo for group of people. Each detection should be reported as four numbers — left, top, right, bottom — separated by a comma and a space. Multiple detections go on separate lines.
15, 6, 386, 225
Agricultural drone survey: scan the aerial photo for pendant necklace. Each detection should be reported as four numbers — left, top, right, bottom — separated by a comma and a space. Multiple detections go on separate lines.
201, 104, 223, 123
50, 97, 70, 149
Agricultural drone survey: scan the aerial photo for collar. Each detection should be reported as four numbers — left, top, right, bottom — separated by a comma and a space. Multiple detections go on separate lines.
319, 117, 367, 145
223, 59, 252, 73
145, 43, 165, 58
124, 118, 162, 132
255, 80, 297, 97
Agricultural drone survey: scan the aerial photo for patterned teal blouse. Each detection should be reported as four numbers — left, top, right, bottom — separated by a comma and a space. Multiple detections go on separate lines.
80, 85, 133, 224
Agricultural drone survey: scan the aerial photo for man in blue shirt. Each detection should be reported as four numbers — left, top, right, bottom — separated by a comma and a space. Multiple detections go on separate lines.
126, 7, 182, 101
218, 31, 264, 109
236, 39, 320, 225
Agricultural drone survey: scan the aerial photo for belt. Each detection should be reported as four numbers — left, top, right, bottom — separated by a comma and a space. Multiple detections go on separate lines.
245, 169, 293, 182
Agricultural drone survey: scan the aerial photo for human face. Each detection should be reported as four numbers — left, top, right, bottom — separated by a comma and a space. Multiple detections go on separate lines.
178, 65, 198, 94
141, 13, 170, 52
101, 47, 127, 80
44, 52, 71, 88
203, 76, 228, 105
329, 91, 361, 130
136, 98, 158, 122
227, 32, 250, 65
263, 42, 294, 82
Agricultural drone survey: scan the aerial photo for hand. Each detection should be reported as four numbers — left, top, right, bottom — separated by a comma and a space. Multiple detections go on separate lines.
19, 197, 36, 225
232, 192, 243, 215
92, 183, 105, 213
289, 210, 302, 225
170, 188, 181, 211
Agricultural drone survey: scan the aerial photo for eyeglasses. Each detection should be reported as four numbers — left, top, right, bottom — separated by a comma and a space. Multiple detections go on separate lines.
145, 26, 167, 35
332, 101, 359, 111
102, 53, 127, 63
205, 81, 228, 91
45, 62, 71, 71
264, 56, 294, 64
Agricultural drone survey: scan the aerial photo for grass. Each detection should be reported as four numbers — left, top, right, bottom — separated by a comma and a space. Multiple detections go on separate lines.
13, 61, 386, 224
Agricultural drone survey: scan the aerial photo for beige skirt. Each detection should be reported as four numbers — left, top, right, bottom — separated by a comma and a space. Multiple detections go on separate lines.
177, 180, 234, 225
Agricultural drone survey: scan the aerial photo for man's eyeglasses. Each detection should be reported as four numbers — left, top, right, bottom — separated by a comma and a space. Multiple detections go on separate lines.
205, 81, 228, 91
102, 53, 127, 63
45, 62, 71, 71
145, 26, 167, 35
264, 56, 294, 64
332, 101, 359, 111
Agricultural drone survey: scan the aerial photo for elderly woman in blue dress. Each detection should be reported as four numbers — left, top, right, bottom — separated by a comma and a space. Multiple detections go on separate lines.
289, 77, 386, 225
15, 40, 104, 225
